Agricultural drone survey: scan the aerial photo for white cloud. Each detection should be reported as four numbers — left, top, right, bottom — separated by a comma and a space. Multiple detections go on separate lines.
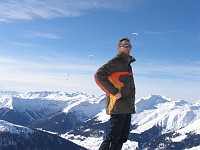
24, 31, 61, 39
13, 42, 34, 48
143, 31, 165, 35
0, 0, 132, 22
0, 55, 96, 74
134, 60, 200, 81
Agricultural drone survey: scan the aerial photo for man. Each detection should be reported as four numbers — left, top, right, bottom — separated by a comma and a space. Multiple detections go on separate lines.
94, 37, 136, 150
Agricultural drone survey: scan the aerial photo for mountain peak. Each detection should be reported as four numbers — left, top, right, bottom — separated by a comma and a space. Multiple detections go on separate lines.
174, 99, 190, 106
136, 95, 170, 113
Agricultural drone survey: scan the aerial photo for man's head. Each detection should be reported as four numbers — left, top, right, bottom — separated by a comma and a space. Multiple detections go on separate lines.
118, 38, 132, 55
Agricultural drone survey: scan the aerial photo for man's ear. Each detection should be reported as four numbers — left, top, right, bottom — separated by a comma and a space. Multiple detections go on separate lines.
118, 46, 120, 52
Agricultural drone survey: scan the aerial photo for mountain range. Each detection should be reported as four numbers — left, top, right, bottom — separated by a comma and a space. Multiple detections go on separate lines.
0, 91, 200, 150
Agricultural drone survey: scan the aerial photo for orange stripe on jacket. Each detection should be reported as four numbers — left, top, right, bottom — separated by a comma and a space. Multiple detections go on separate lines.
108, 72, 132, 114
95, 72, 133, 114
108, 72, 132, 89
94, 77, 112, 95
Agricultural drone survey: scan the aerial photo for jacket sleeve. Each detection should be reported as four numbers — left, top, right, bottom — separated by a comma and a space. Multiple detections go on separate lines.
94, 60, 119, 96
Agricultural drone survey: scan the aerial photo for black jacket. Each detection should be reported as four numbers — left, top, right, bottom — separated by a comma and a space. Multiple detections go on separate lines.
94, 52, 136, 114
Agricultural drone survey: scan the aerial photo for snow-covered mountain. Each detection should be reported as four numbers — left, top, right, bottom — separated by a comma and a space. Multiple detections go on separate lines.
0, 91, 104, 127
0, 120, 87, 150
61, 95, 200, 150
132, 95, 198, 133
0, 91, 200, 150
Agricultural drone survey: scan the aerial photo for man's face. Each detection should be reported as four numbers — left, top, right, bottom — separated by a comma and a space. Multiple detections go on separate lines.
118, 40, 132, 55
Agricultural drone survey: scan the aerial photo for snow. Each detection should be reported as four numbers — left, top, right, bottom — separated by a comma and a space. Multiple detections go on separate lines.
62, 133, 103, 150
0, 96, 13, 109
0, 120, 33, 134
193, 100, 200, 106
67, 98, 105, 119
185, 145, 200, 150
171, 134, 187, 142
36, 128, 58, 135
131, 97, 200, 134
61, 133, 138, 150
0, 91, 106, 123
95, 109, 109, 123
177, 119, 200, 135
122, 140, 138, 150
136, 95, 170, 113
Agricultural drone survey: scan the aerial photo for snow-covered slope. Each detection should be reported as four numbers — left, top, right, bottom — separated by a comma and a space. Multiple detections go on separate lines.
0, 120, 33, 134
132, 95, 199, 134
0, 119, 87, 150
29, 93, 106, 134
0, 96, 68, 125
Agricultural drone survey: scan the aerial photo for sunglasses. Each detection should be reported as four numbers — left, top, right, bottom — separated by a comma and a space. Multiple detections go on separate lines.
120, 44, 132, 49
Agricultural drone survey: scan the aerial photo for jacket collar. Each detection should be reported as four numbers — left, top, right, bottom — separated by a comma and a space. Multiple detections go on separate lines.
117, 52, 136, 64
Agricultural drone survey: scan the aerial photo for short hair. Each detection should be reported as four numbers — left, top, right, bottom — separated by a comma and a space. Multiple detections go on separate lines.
118, 37, 130, 46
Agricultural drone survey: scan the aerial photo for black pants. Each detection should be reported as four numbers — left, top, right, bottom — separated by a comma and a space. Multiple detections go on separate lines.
99, 114, 131, 150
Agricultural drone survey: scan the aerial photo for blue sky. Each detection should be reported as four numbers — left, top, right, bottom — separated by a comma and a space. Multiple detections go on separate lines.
0, 0, 199, 103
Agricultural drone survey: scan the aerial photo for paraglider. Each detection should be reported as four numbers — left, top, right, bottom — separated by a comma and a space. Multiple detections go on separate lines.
88, 54, 94, 60
132, 32, 138, 40
66, 73, 70, 80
